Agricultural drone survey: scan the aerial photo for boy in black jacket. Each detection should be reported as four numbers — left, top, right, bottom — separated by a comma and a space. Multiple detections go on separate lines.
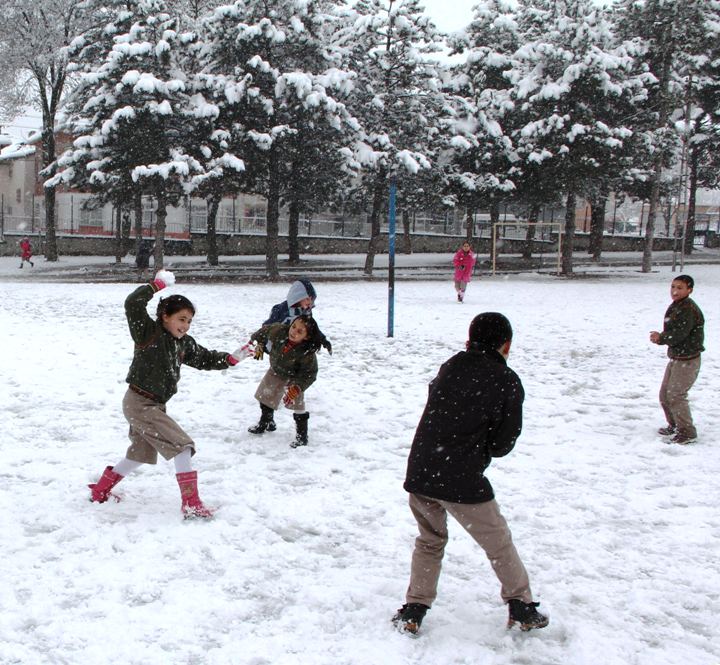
392, 312, 548, 635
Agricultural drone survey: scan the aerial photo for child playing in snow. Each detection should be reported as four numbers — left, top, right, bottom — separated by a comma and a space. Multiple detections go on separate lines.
392, 312, 548, 636
452, 241, 476, 302
88, 270, 249, 518
19, 236, 34, 268
263, 278, 332, 354
247, 315, 323, 448
649, 274, 705, 445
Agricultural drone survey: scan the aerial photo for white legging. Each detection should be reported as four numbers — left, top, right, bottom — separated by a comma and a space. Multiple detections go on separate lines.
113, 447, 193, 476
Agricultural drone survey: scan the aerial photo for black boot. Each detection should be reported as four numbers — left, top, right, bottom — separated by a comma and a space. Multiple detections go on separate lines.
507, 600, 549, 631
248, 403, 276, 434
391, 603, 430, 635
291, 412, 309, 447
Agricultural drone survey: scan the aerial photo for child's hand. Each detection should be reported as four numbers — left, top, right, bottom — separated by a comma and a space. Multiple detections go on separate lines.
283, 384, 300, 406
229, 342, 255, 364
321, 338, 333, 355
153, 269, 176, 290
253, 344, 265, 361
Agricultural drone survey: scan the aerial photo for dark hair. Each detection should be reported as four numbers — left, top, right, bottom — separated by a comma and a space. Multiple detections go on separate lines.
674, 274, 694, 289
157, 294, 195, 319
468, 312, 513, 351
292, 315, 323, 352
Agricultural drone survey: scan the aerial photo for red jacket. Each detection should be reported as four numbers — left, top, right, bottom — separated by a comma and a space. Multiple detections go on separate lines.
20, 239, 32, 260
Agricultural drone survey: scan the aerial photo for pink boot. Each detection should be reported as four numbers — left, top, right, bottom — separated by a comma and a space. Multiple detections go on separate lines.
88, 466, 124, 503
176, 471, 214, 519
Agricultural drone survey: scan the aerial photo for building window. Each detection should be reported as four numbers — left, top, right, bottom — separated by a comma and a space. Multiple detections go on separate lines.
16, 188, 21, 203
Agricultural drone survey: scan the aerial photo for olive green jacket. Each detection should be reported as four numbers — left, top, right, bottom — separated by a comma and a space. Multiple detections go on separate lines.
125, 284, 231, 402
658, 296, 705, 359
251, 323, 318, 391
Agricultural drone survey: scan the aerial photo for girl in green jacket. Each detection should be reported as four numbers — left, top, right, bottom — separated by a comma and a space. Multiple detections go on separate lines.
88, 270, 247, 518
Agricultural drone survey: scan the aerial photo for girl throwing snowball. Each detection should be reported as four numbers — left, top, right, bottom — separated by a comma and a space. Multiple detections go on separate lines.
88, 270, 250, 518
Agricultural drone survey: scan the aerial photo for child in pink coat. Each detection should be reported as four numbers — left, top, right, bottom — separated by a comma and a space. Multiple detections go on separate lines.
453, 241, 476, 302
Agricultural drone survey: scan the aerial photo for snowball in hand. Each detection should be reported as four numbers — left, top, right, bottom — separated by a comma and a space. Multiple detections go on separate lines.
155, 269, 176, 286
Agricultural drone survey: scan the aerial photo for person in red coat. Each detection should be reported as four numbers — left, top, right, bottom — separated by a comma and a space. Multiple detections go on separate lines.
452, 241, 476, 302
19, 236, 34, 268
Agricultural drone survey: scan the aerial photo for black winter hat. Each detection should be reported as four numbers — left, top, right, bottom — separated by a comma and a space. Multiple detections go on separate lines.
468, 312, 513, 351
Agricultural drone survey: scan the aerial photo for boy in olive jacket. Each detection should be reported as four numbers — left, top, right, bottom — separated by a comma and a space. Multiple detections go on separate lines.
650, 274, 705, 445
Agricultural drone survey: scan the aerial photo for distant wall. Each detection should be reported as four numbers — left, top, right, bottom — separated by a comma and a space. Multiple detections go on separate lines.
0, 230, 677, 257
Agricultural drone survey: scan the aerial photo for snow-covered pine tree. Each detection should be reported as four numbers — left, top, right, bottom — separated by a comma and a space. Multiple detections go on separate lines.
50, 0, 201, 270
613, 0, 714, 269
339, 0, 444, 276
498, 0, 647, 274
199, 0, 360, 278
444, 0, 521, 247
0, 0, 99, 261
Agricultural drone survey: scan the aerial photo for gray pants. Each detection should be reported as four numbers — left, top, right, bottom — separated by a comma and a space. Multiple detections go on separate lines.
254, 368, 307, 412
406, 493, 533, 607
122, 389, 194, 464
659, 356, 701, 438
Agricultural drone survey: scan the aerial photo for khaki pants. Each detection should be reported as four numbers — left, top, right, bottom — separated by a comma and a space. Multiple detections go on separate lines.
254, 368, 307, 412
406, 493, 532, 607
122, 389, 194, 464
659, 356, 701, 438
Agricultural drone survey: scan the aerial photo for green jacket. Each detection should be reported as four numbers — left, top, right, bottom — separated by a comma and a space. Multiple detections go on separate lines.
251, 323, 318, 391
658, 296, 705, 359
125, 284, 230, 403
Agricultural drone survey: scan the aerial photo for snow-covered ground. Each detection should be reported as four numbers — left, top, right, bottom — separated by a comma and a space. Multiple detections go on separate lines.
1, 257, 718, 665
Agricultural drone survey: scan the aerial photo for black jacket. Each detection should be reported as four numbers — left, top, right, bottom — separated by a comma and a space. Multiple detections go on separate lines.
403, 348, 524, 504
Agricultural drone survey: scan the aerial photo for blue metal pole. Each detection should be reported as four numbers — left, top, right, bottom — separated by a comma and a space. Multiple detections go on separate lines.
388, 178, 396, 338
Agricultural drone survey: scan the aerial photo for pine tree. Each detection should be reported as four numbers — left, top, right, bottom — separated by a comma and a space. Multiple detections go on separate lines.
51, 0, 201, 270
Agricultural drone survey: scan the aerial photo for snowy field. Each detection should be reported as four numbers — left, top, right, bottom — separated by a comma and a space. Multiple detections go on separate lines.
1, 258, 718, 665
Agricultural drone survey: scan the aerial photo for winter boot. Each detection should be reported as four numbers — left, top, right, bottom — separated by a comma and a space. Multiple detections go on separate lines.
658, 425, 676, 436
176, 471, 214, 519
507, 600, 549, 631
88, 465, 124, 503
391, 603, 430, 636
248, 403, 277, 434
291, 412, 309, 448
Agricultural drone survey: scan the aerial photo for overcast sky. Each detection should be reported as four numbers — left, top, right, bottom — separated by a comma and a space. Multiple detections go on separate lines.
423, 0, 476, 33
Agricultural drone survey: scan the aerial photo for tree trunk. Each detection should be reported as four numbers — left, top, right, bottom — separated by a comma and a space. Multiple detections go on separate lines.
134, 188, 143, 254
522, 204, 540, 260
206, 191, 220, 266
561, 191, 576, 275
41, 183, 57, 261
402, 209, 412, 254
153, 189, 167, 271
588, 190, 608, 262
684, 146, 698, 255
265, 151, 281, 280
642, 155, 662, 273
466, 207, 473, 242
364, 174, 386, 276
288, 198, 300, 264
114, 206, 123, 264
121, 207, 132, 254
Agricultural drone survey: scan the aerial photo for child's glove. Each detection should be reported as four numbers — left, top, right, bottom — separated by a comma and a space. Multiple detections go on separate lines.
228, 342, 255, 366
153, 269, 175, 290
321, 337, 333, 355
283, 384, 301, 407
253, 344, 265, 360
